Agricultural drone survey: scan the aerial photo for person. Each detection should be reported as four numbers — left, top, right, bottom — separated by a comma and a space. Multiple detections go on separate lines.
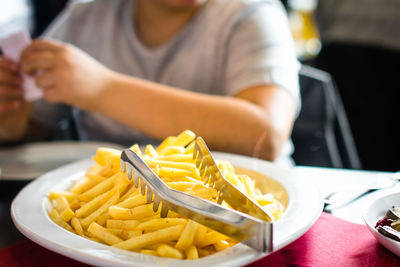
314, 0, 400, 171
0, 0, 300, 165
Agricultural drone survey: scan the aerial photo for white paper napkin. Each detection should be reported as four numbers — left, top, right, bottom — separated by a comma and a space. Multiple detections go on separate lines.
0, 29, 43, 101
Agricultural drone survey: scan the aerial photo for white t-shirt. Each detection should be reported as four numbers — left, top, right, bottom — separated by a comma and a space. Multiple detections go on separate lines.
33, 0, 300, 164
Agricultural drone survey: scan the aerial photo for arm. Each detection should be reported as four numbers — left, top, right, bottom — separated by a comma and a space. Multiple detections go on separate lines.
20, 39, 296, 160
93, 72, 296, 161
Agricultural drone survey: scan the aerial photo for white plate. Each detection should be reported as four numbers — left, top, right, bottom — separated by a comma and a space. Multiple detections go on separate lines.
0, 141, 123, 180
363, 191, 400, 256
11, 152, 323, 267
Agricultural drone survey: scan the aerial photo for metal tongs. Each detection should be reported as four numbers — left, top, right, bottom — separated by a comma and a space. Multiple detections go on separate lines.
120, 137, 274, 252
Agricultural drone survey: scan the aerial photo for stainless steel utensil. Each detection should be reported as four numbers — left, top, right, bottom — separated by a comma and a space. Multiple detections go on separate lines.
120, 148, 273, 252
193, 136, 274, 222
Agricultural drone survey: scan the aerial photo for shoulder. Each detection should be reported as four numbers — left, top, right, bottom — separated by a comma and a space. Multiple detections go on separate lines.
201, 0, 288, 39
204, 0, 286, 22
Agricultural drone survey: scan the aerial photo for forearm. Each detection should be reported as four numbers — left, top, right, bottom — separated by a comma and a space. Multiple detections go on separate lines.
90, 73, 296, 161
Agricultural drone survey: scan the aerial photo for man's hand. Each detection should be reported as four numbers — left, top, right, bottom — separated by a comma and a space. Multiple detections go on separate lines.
0, 57, 32, 141
0, 57, 24, 114
20, 39, 114, 111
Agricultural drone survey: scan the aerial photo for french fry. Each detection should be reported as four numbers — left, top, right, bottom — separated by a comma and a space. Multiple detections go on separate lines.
60, 208, 75, 222
54, 196, 70, 213
48, 209, 73, 232
71, 217, 84, 236
184, 141, 195, 154
113, 224, 184, 250
130, 203, 159, 220
165, 181, 196, 191
106, 229, 142, 239
107, 229, 142, 240
92, 147, 121, 166
88, 222, 123, 245
108, 206, 134, 220
86, 236, 103, 243
69, 176, 97, 195
172, 130, 196, 147
197, 248, 210, 257
256, 193, 276, 206
137, 214, 163, 222
213, 240, 231, 251
75, 188, 116, 218
95, 212, 111, 226
156, 154, 193, 162
175, 220, 198, 250
80, 191, 120, 229
126, 230, 143, 239
69, 200, 81, 211
156, 136, 177, 154
145, 145, 158, 158
144, 158, 197, 173
188, 184, 218, 201
197, 231, 229, 248
78, 173, 120, 202
49, 191, 78, 203
161, 146, 185, 156
99, 162, 116, 177
159, 167, 192, 178
129, 144, 142, 156
157, 244, 183, 259
118, 184, 137, 202
106, 228, 124, 236
137, 218, 187, 231
140, 249, 158, 256
106, 219, 139, 230
262, 201, 283, 221
116, 194, 147, 209
193, 224, 208, 247
185, 244, 199, 260
240, 174, 257, 200
86, 173, 108, 184
86, 163, 103, 175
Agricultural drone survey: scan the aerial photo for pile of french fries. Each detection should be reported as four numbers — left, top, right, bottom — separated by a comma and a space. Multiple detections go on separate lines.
47, 130, 283, 260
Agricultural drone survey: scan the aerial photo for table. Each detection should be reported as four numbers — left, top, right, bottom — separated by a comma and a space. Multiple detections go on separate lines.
0, 165, 398, 264
293, 166, 397, 224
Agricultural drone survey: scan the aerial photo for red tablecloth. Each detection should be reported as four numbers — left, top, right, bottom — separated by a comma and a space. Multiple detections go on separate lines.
1, 212, 399, 267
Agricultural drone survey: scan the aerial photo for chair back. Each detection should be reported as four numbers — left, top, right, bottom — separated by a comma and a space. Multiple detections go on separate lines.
291, 65, 361, 169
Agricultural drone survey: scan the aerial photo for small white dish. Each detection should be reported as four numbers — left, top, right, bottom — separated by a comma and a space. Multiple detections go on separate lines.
11, 152, 323, 267
363, 191, 400, 256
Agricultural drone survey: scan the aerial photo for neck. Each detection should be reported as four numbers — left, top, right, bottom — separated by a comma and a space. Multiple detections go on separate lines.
135, 0, 202, 48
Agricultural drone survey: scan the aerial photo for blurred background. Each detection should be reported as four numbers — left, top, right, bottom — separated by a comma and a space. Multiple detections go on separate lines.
1, 0, 399, 172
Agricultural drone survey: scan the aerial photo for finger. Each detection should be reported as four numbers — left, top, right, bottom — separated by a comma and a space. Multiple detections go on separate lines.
0, 99, 22, 114
0, 58, 18, 74
23, 38, 64, 55
0, 70, 22, 86
0, 85, 24, 98
20, 51, 55, 75
35, 71, 55, 88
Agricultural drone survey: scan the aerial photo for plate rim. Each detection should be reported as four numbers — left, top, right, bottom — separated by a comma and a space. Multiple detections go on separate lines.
11, 152, 323, 267
0, 141, 123, 180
